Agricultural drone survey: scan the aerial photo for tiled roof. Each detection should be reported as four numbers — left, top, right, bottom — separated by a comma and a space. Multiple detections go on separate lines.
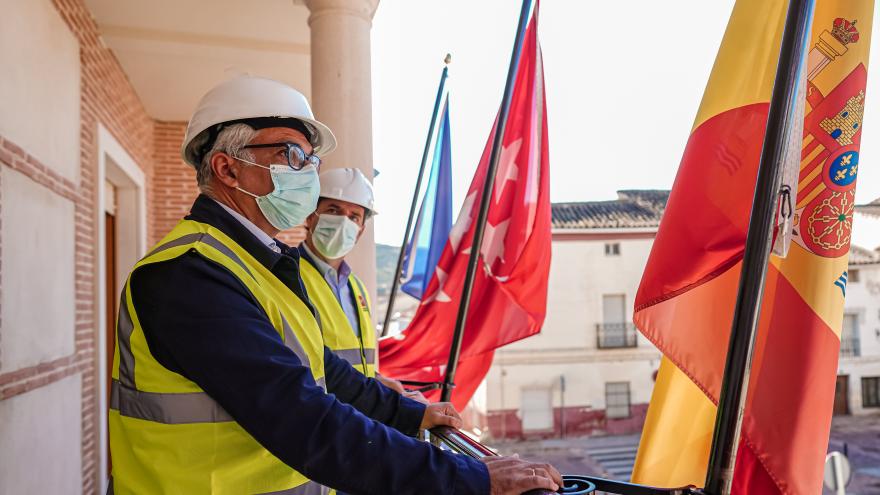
855, 197, 880, 218
850, 244, 880, 265
552, 190, 669, 229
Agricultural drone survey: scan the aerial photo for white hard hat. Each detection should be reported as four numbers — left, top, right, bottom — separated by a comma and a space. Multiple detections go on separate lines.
319, 168, 376, 215
181, 75, 337, 167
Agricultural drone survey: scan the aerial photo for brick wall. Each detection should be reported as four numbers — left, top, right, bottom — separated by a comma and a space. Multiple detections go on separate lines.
0, 2, 320, 492
0, 0, 155, 492
152, 121, 197, 242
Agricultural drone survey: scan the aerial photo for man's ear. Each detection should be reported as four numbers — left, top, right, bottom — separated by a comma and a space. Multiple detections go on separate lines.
305, 212, 320, 230
211, 152, 240, 188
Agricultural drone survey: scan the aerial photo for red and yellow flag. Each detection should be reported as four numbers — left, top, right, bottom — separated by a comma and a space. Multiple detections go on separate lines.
631, 1, 873, 493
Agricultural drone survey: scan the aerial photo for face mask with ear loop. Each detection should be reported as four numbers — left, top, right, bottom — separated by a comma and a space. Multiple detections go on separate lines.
312, 214, 361, 259
234, 157, 320, 231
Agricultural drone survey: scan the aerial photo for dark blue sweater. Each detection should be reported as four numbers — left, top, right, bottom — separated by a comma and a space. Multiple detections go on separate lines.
128, 195, 489, 495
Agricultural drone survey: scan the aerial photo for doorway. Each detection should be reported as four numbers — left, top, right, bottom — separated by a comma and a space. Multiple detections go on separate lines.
103, 185, 117, 474
834, 375, 850, 416
104, 185, 117, 405
97, 125, 146, 490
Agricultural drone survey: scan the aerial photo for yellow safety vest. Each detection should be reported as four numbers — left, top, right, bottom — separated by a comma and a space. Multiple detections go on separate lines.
300, 258, 376, 377
109, 220, 328, 495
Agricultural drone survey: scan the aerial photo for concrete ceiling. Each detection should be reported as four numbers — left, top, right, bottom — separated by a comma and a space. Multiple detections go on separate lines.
85, 0, 313, 121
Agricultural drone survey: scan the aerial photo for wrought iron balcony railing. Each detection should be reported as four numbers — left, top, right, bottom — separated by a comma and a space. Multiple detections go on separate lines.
596, 322, 638, 349
840, 337, 861, 357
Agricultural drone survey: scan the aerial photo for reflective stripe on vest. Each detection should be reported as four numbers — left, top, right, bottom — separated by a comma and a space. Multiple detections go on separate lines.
332, 348, 376, 368
299, 259, 377, 377
109, 220, 328, 495
107, 478, 329, 495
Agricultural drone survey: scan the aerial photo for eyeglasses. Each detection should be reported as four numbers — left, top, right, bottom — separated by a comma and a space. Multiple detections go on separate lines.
241, 142, 321, 171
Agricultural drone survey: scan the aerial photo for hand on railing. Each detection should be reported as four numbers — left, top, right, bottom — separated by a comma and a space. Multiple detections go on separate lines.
419, 402, 463, 430
428, 426, 702, 494
483, 455, 562, 495
428, 427, 563, 494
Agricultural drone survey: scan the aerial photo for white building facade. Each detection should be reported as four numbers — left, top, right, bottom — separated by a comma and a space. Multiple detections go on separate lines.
485, 191, 666, 440
483, 192, 880, 441
837, 201, 880, 415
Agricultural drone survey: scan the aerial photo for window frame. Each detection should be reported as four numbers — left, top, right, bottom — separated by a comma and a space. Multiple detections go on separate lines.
862, 376, 880, 408
605, 381, 631, 419
604, 242, 621, 256
840, 313, 861, 358
520, 386, 554, 432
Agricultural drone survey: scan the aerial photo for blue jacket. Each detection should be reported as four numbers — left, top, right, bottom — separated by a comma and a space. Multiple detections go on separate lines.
129, 194, 489, 494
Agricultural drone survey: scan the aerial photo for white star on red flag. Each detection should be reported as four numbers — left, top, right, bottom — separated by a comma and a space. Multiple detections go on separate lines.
449, 191, 477, 254
481, 218, 511, 277
421, 266, 452, 304
493, 139, 522, 204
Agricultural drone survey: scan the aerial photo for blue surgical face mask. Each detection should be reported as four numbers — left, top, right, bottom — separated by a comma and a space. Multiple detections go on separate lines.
235, 159, 320, 231
312, 214, 361, 259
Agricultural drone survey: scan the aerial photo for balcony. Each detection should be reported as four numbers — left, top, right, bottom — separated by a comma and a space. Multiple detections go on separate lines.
840, 337, 861, 358
596, 322, 638, 349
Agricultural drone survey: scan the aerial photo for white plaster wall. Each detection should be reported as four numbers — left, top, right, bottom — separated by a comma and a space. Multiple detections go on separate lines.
0, 0, 80, 182
0, 374, 82, 493
505, 237, 656, 351
0, 168, 76, 372
487, 232, 880, 416
838, 359, 880, 415
852, 212, 880, 251
487, 235, 661, 412
844, 262, 880, 358
487, 359, 659, 411
840, 261, 880, 415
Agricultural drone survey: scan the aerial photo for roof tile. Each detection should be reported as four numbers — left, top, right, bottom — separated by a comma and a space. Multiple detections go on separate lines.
552, 190, 669, 229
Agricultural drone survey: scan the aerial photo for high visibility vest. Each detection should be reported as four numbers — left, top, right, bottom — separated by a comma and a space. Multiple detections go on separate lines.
109, 220, 328, 495
300, 258, 376, 377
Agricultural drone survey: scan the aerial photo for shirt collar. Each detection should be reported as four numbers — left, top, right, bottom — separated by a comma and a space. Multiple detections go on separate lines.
185, 194, 316, 317
186, 194, 283, 271
212, 199, 279, 253
302, 243, 351, 285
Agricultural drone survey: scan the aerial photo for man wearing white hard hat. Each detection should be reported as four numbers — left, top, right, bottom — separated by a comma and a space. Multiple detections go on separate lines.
300, 168, 424, 402
301, 169, 377, 375
107, 75, 562, 495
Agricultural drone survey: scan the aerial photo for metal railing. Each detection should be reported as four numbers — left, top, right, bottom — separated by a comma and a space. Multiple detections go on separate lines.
427, 426, 702, 495
840, 338, 861, 358
596, 322, 639, 349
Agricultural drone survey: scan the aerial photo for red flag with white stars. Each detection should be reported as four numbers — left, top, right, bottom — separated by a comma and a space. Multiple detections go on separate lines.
379, 10, 550, 409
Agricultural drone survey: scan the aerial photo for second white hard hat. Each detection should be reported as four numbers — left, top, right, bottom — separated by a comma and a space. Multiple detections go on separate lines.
319, 168, 376, 215
181, 75, 337, 167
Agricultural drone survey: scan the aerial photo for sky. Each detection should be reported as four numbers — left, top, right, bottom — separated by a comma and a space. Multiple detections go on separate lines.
370, 1, 880, 246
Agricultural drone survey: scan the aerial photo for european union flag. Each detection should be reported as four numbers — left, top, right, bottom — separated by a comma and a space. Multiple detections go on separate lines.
401, 97, 453, 300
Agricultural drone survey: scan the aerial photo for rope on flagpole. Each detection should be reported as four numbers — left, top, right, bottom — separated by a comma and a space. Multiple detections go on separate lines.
381, 56, 451, 338
440, 0, 535, 402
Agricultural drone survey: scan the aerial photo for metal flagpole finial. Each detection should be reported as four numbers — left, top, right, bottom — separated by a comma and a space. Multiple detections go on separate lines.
444, 53, 452, 65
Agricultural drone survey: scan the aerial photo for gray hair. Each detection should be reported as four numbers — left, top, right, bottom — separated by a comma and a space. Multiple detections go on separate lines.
195, 123, 257, 195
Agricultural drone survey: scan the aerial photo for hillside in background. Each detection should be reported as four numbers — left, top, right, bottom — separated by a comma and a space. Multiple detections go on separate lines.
375, 244, 421, 330
376, 243, 400, 298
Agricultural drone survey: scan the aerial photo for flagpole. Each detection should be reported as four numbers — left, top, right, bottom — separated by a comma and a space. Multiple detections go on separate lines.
704, 1, 814, 494
381, 56, 451, 338
441, 0, 534, 402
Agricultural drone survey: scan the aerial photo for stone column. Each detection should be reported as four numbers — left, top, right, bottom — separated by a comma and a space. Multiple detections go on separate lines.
305, 0, 380, 319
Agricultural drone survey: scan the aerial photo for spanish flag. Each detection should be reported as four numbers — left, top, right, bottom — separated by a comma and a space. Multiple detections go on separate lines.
631, 1, 872, 494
